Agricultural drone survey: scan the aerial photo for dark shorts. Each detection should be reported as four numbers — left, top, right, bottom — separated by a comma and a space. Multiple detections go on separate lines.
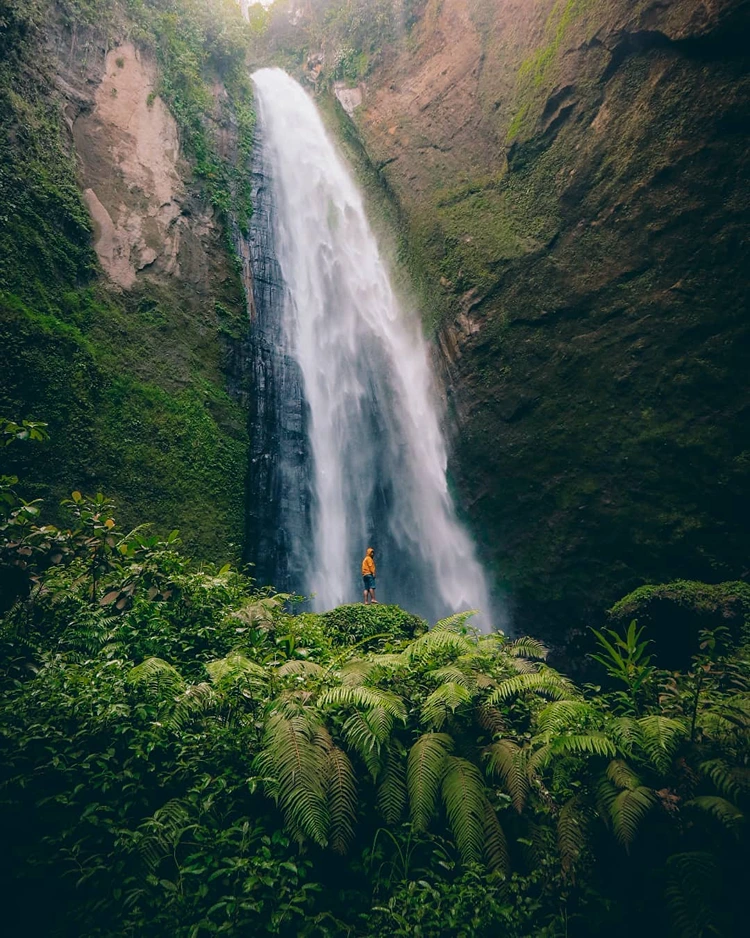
363, 574, 376, 590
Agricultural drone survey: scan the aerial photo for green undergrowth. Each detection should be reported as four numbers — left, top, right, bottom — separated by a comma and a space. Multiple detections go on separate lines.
1, 451, 748, 936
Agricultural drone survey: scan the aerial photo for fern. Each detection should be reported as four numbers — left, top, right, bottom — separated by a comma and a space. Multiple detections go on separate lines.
606, 758, 641, 791
700, 759, 750, 800
167, 682, 216, 730
441, 756, 487, 865
128, 657, 185, 700
407, 732, 453, 831
488, 669, 576, 705
550, 733, 617, 760
342, 708, 392, 778
638, 715, 688, 773
405, 630, 474, 663
337, 658, 377, 686
685, 795, 744, 832
665, 852, 722, 938
377, 743, 407, 824
256, 711, 329, 846
536, 700, 600, 735
610, 785, 656, 848
432, 610, 479, 633
208, 653, 267, 685
318, 685, 406, 721
558, 794, 589, 876
483, 799, 510, 873
476, 702, 509, 738
505, 637, 549, 661
326, 746, 357, 853
421, 681, 473, 729
429, 665, 478, 690
608, 715, 642, 754
485, 739, 529, 812
277, 659, 325, 679
139, 799, 192, 871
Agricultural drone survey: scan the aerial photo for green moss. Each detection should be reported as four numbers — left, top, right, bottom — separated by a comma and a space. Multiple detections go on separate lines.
0, 0, 253, 563
508, 0, 597, 141
610, 580, 750, 624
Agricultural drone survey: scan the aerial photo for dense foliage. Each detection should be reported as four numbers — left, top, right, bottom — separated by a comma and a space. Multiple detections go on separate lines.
2, 430, 748, 937
263, 0, 424, 84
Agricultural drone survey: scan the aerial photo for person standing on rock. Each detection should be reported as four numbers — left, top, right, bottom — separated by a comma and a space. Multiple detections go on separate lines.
361, 547, 378, 604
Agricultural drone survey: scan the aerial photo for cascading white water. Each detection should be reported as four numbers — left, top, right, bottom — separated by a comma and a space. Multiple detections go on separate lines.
251, 68, 493, 628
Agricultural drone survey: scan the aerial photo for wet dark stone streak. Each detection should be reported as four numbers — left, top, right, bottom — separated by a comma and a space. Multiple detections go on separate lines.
241, 118, 312, 594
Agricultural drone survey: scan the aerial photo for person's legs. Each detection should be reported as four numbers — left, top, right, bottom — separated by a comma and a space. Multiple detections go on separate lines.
363, 576, 370, 603
370, 588, 378, 604
363, 589, 369, 604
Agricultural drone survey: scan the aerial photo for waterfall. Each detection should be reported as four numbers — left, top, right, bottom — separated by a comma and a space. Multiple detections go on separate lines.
248, 68, 493, 628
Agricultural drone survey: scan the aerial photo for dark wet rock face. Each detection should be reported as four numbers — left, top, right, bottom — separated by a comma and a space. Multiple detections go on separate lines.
243, 117, 312, 593
321, 0, 750, 639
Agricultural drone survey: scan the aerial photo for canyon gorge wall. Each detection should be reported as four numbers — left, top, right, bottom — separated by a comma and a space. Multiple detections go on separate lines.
277, 0, 750, 634
0, 0, 253, 560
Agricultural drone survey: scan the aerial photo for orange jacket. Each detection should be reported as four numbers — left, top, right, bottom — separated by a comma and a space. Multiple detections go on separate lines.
361, 550, 376, 576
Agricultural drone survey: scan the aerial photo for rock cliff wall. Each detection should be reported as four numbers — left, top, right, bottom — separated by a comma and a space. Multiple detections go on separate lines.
312, 0, 750, 635
0, 1, 252, 560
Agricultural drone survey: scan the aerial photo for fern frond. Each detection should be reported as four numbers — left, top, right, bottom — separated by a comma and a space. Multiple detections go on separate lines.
128, 657, 185, 700
665, 851, 721, 938
326, 746, 357, 854
610, 785, 656, 848
441, 756, 487, 865
527, 743, 553, 776
595, 774, 618, 823
338, 658, 377, 686
377, 743, 407, 824
550, 733, 617, 760
488, 669, 576, 705
256, 711, 329, 846
485, 739, 529, 812
685, 795, 744, 832
483, 799, 510, 873
318, 685, 406, 721
405, 630, 474, 664
558, 794, 589, 876
536, 700, 600, 735
407, 732, 453, 831
638, 715, 688, 773
476, 702, 509, 738
342, 708, 392, 778
505, 637, 549, 661
510, 657, 540, 673
421, 682, 473, 729
367, 653, 407, 672
606, 758, 641, 791
207, 653, 267, 686
429, 665, 477, 689
699, 759, 750, 800
608, 715, 642, 754
277, 659, 325, 679
139, 799, 192, 870
167, 682, 216, 730
432, 611, 479, 633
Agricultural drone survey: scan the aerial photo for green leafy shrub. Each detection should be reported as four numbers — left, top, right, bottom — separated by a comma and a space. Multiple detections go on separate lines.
320, 602, 427, 645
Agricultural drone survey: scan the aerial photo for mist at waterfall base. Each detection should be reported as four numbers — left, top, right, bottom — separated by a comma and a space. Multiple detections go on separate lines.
247, 68, 498, 631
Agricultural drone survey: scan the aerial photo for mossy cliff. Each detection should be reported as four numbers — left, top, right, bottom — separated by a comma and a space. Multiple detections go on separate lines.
0, 0, 255, 562
271, 0, 750, 637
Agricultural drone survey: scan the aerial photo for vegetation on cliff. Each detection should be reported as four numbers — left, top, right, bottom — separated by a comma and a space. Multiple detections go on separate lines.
2, 428, 748, 937
0, 0, 260, 561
